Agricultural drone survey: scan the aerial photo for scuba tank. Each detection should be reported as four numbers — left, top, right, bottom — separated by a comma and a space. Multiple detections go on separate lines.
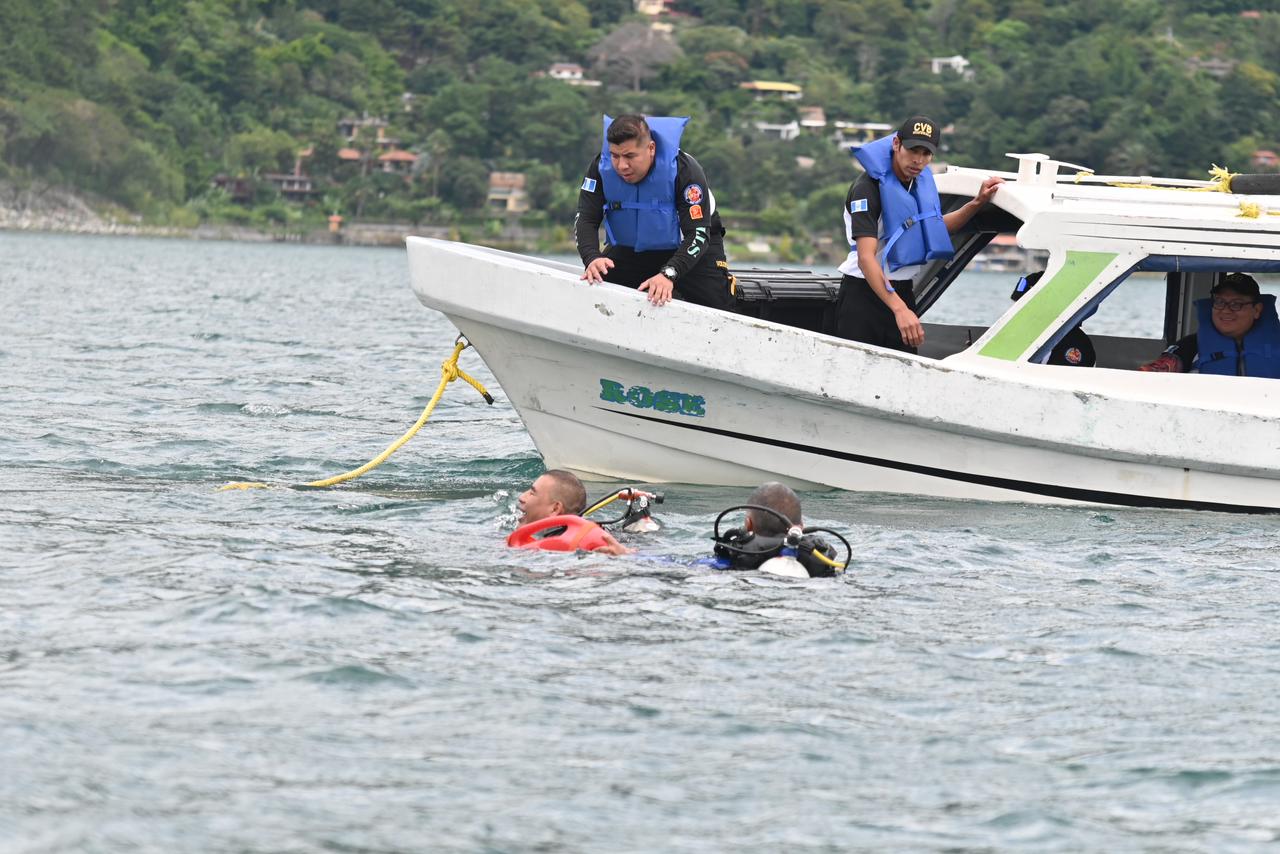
584, 487, 664, 533
710, 505, 851, 578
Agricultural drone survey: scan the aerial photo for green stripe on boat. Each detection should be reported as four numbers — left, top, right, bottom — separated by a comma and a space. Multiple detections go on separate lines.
979, 250, 1118, 361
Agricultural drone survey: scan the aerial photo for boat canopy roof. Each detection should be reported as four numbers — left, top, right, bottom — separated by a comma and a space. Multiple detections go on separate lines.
1136, 256, 1280, 273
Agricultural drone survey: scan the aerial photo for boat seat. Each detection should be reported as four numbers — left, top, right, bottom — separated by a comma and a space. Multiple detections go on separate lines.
733, 270, 840, 334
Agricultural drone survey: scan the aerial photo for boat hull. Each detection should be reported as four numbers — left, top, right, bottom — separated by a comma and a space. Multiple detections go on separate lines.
408, 238, 1280, 513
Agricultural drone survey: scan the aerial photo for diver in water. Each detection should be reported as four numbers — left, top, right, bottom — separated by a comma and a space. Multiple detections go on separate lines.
707, 482, 849, 578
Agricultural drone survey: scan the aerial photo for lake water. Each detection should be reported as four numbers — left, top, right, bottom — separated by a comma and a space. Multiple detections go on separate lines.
3, 231, 1280, 852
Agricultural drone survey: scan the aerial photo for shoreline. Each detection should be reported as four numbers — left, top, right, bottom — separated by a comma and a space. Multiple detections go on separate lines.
0, 216, 824, 263
0, 179, 833, 264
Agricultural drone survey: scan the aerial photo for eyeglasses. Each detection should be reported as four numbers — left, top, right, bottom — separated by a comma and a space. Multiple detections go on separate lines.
1212, 298, 1256, 312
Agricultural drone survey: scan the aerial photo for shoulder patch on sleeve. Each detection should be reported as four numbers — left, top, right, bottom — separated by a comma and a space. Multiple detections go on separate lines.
849, 198, 868, 213
689, 204, 704, 220
683, 184, 703, 204
581, 177, 597, 192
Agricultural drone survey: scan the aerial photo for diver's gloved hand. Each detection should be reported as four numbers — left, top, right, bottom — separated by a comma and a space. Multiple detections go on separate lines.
1139, 353, 1182, 373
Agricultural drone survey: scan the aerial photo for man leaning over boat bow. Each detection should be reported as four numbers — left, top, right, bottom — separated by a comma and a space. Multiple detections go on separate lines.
575, 114, 738, 311
836, 116, 1003, 352
1140, 273, 1280, 378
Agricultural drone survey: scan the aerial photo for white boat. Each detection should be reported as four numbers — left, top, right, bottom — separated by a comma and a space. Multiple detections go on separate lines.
407, 155, 1280, 513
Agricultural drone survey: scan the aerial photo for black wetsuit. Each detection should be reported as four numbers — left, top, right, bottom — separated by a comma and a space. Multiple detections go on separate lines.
575, 152, 737, 312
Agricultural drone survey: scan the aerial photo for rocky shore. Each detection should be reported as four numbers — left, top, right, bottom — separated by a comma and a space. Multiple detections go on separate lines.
0, 180, 815, 261
0, 181, 148, 235
0, 180, 460, 247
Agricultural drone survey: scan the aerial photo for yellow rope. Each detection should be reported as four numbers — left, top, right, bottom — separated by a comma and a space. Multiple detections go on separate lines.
218, 338, 493, 491
1105, 163, 1237, 192
1206, 164, 1237, 191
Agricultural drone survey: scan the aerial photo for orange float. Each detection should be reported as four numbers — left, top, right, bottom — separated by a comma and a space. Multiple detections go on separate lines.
506, 514, 618, 552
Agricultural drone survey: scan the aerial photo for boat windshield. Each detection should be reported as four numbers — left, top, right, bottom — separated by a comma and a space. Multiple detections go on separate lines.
1027, 257, 1280, 370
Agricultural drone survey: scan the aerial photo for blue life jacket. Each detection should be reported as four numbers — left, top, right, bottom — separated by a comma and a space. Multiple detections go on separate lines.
1194, 293, 1280, 378
599, 115, 688, 252
853, 134, 953, 272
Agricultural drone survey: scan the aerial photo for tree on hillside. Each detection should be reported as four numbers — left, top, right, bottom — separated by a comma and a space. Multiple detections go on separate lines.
587, 22, 683, 92
440, 156, 489, 211
420, 82, 491, 155
583, 0, 633, 28
422, 129, 451, 199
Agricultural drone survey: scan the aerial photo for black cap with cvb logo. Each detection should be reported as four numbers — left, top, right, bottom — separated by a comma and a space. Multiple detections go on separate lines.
897, 115, 941, 154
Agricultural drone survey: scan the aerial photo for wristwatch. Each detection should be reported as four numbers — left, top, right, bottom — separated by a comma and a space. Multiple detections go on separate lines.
661, 265, 677, 280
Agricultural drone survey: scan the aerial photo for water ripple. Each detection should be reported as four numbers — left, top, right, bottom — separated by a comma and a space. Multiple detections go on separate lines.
4, 233, 1280, 851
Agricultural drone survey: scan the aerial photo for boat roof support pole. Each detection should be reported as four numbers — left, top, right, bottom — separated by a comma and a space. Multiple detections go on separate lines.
1165, 271, 1216, 344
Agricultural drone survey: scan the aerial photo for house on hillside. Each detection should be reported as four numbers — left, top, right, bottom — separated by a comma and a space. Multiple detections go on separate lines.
262, 171, 314, 201
487, 172, 529, 214
1186, 56, 1236, 78
210, 175, 253, 204
739, 81, 803, 100
545, 62, 602, 87
1253, 149, 1279, 170
337, 113, 389, 142
379, 150, 418, 175
254, 146, 317, 201
930, 54, 974, 80
635, 0, 671, 14
798, 106, 827, 131
831, 120, 893, 149
754, 120, 800, 141
549, 62, 584, 80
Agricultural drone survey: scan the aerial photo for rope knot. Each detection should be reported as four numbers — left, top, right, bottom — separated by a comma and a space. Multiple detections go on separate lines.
1207, 164, 1237, 193
1238, 201, 1263, 219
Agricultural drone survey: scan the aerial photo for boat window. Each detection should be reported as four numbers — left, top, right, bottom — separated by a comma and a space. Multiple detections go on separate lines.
914, 199, 1024, 318
1033, 261, 1280, 370
926, 263, 1051, 328
1059, 271, 1166, 340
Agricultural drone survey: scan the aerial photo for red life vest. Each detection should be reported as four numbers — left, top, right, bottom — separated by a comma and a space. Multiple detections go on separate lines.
507, 515, 618, 552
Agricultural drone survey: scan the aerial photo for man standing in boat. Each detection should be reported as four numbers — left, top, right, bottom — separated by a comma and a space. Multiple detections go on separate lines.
836, 116, 1003, 352
575, 114, 737, 311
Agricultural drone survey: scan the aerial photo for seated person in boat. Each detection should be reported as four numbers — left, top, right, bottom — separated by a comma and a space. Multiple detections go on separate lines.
575, 114, 737, 312
507, 469, 629, 555
1012, 271, 1096, 367
1139, 273, 1280, 378
836, 115, 1003, 353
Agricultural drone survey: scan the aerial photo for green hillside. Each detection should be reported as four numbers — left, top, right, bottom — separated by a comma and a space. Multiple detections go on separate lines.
1, 0, 1277, 240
